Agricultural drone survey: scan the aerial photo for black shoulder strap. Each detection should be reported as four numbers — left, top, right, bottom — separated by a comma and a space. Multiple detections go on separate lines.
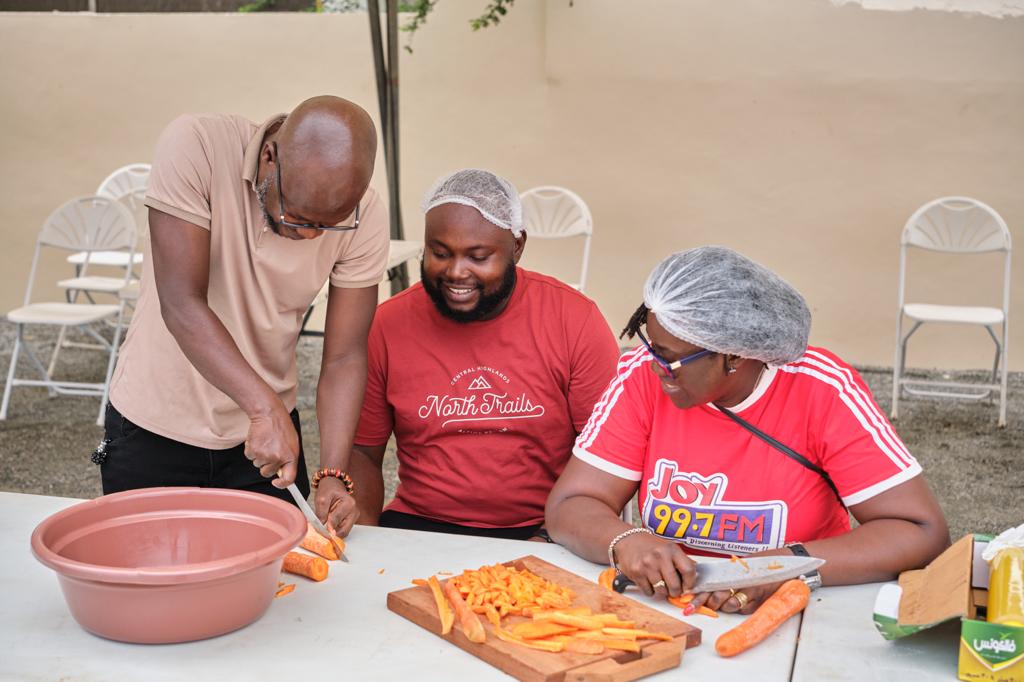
718, 405, 847, 511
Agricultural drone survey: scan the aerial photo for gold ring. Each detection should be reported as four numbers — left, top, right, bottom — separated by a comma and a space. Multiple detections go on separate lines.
652, 580, 666, 589
733, 591, 749, 608
728, 588, 736, 597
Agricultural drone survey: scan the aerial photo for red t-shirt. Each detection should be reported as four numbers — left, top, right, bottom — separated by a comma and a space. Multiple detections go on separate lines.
575, 346, 921, 556
356, 268, 620, 528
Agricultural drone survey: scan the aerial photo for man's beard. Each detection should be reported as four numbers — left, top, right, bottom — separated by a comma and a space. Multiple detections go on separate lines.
421, 260, 517, 323
255, 176, 281, 235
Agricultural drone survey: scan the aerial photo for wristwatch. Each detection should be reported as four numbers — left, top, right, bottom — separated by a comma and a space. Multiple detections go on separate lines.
786, 542, 823, 591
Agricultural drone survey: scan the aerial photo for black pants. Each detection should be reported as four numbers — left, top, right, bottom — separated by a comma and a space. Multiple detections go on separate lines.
97, 403, 310, 506
379, 509, 542, 541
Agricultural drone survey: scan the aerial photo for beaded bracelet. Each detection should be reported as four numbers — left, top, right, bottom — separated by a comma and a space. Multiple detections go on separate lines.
311, 467, 355, 495
607, 527, 653, 571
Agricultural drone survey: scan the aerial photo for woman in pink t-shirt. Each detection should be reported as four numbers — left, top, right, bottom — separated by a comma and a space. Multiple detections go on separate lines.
546, 246, 949, 614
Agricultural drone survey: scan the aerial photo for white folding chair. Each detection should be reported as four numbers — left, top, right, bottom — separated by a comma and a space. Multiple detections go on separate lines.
892, 196, 1012, 427
519, 186, 593, 293
65, 164, 149, 284
49, 187, 147, 374
2, 196, 137, 425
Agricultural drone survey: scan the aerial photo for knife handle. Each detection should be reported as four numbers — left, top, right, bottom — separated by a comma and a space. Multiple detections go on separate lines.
611, 571, 635, 594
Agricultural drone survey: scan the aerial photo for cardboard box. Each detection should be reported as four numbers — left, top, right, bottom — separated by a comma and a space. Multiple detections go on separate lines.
873, 534, 1024, 682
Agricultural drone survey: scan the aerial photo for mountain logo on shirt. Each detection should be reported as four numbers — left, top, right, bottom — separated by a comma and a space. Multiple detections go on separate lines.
467, 376, 492, 391
418, 365, 546, 429
641, 459, 788, 555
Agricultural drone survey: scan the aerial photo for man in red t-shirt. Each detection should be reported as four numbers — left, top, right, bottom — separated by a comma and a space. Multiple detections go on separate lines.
348, 169, 620, 540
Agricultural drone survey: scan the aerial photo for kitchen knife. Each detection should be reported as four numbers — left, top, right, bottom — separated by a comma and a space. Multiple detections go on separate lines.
283, 482, 349, 563
612, 555, 823, 593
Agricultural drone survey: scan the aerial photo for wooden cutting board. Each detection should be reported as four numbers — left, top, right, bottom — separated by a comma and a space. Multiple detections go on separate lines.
387, 555, 701, 682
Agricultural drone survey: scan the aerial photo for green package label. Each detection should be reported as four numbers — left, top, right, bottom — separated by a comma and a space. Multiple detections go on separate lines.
961, 619, 1024, 671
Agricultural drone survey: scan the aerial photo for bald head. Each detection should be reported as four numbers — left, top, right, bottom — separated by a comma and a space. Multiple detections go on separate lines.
271, 96, 377, 224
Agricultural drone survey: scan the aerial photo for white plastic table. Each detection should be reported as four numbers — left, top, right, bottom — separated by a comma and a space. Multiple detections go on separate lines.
791, 582, 958, 681
0, 492, 798, 681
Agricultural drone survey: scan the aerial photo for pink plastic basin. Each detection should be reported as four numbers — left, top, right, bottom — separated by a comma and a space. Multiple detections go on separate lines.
31, 487, 306, 644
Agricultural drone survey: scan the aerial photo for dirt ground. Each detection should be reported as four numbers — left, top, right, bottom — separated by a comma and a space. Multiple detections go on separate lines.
0, 323, 1020, 541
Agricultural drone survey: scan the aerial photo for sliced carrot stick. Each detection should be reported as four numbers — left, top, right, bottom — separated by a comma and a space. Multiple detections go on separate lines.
494, 625, 563, 652
715, 579, 810, 658
549, 636, 605, 655
274, 584, 296, 598
696, 605, 719, 618
426, 576, 455, 636
592, 614, 635, 628
483, 603, 502, 628
544, 612, 606, 631
600, 639, 641, 653
512, 620, 577, 640
299, 523, 345, 560
533, 606, 593, 620
600, 627, 636, 640
602, 627, 674, 641
282, 551, 329, 582
444, 578, 486, 643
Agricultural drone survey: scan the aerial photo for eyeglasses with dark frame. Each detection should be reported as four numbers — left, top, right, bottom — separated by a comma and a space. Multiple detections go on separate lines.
273, 142, 360, 232
635, 328, 714, 376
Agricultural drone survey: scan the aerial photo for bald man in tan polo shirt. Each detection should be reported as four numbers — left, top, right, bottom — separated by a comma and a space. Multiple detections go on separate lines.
101, 96, 385, 536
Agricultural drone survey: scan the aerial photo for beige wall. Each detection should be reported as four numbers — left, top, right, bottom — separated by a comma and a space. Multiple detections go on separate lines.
1, 1, 1022, 369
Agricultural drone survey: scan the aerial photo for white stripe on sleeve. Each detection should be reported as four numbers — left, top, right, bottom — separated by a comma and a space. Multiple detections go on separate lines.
842, 462, 922, 506
573, 446, 644, 481
801, 351, 916, 468
576, 347, 648, 448
778, 363, 916, 473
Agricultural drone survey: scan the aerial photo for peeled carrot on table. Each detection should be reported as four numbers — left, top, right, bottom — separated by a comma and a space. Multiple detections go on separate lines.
597, 567, 616, 590
299, 523, 346, 561
715, 579, 811, 657
282, 551, 329, 582
444, 578, 487, 643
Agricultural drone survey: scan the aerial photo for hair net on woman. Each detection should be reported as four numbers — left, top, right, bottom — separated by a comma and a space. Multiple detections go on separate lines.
421, 169, 524, 236
643, 246, 811, 366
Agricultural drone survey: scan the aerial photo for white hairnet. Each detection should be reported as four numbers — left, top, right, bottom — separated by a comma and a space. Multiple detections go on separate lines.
643, 246, 811, 365
422, 169, 524, 236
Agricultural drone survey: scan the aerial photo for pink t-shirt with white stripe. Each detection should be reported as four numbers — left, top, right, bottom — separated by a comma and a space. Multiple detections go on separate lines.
574, 346, 921, 557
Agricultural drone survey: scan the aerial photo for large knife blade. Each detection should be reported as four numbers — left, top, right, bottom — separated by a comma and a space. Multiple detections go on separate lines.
612, 555, 823, 593
283, 482, 349, 563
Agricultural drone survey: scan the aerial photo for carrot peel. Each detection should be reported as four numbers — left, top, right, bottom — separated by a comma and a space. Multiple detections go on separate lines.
444, 578, 487, 643
424, 576, 455, 635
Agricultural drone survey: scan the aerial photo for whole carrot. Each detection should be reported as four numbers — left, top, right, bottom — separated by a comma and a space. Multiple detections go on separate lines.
282, 551, 329, 582
715, 579, 810, 657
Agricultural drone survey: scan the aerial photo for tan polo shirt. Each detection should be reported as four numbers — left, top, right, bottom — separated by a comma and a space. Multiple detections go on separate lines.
109, 113, 389, 449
